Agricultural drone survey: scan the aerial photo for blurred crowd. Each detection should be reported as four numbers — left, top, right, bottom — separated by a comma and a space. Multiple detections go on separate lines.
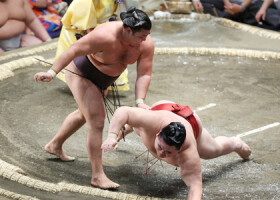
194, 0, 280, 30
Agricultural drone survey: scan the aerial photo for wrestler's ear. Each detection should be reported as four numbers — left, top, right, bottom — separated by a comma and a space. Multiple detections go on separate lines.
156, 131, 160, 136
125, 27, 132, 33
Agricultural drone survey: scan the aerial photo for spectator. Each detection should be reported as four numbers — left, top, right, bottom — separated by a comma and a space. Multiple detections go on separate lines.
255, 0, 280, 30
28, 0, 67, 38
198, 0, 279, 28
199, 0, 257, 20
0, 0, 51, 53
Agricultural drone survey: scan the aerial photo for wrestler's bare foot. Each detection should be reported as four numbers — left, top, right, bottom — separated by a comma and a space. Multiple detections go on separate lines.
91, 173, 120, 189
233, 137, 251, 160
44, 143, 75, 161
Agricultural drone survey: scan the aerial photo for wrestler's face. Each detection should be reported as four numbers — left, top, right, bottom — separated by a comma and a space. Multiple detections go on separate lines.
154, 136, 178, 158
127, 28, 150, 46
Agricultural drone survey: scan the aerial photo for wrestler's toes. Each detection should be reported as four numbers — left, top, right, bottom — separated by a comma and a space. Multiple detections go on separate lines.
235, 137, 251, 159
61, 155, 75, 162
241, 143, 251, 160
91, 182, 120, 190
112, 182, 120, 188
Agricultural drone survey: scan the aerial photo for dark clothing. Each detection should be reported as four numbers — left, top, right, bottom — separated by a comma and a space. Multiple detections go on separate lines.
63, 0, 72, 5
73, 56, 119, 90
200, 0, 280, 30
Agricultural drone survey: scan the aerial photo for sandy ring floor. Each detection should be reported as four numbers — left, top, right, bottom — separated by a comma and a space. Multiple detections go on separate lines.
0, 17, 280, 200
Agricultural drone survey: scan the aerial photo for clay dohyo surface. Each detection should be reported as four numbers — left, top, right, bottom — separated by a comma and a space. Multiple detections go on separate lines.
0, 19, 279, 199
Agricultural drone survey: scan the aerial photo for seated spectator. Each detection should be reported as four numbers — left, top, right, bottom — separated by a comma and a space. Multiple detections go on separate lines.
198, 0, 259, 24
198, 0, 280, 30
28, 0, 67, 38
255, 0, 280, 30
0, 0, 51, 53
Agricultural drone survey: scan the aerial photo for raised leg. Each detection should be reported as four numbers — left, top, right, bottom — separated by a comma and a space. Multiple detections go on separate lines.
197, 128, 251, 160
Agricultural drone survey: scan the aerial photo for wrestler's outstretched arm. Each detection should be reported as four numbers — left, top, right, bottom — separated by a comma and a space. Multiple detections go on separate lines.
179, 146, 203, 200
101, 106, 159, 152
101, 106, 137, 152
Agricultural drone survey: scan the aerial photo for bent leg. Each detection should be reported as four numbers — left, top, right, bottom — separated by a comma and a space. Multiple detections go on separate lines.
197, 128, 251, 160
44, 109, 85, 161
66, 63, 119, 189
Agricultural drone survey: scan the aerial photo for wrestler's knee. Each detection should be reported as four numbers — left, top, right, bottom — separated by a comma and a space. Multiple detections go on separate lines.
86, 112, 105, 130
75, 109, 85, 122
88, 119, 105, 133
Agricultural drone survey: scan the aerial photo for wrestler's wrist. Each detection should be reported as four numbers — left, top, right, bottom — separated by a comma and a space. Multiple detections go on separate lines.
108, 133, 118, 140
47, 69, 57, 78
135, 98, 144, 106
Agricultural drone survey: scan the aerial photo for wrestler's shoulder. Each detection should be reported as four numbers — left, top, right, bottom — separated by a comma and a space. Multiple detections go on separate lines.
93, 22, 121, 39
140, 36, 154, 52
95, 21, 122, 31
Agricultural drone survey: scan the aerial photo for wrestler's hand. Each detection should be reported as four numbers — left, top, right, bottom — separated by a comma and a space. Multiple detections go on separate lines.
101, 137, 118, 152
256, 8, 266, 22
34, 72, 53, 82
193, 1, 203, 13
137, 103, 151, 109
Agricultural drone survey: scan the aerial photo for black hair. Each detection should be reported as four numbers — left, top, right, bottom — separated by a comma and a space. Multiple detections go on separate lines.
120, 6, 152, 33
158, 122, 186, 150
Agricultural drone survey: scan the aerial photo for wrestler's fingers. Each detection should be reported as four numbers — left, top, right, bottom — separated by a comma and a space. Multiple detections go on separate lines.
101, 143, 108, 150
113, 143, 118, 151
101, 142, 113, 152
34, 74, 39, 82
41, 75, 52, 82
102, 146, 109, 152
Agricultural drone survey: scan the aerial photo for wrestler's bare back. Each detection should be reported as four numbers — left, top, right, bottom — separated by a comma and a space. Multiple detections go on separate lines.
66, 21, 153, 77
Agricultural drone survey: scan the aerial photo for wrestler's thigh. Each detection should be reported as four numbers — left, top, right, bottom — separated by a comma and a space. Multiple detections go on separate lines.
21, 34, 42, 47
196, 128, 220, 159
193, 112, 203, 135
65, 68, 105, 122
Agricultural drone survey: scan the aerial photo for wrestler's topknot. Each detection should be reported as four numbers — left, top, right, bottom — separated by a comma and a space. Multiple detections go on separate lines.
159, 122, 186, 150
120, 6, 152, 32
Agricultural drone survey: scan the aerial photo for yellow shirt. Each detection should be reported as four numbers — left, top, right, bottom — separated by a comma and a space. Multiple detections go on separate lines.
61, 0, 118, 31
